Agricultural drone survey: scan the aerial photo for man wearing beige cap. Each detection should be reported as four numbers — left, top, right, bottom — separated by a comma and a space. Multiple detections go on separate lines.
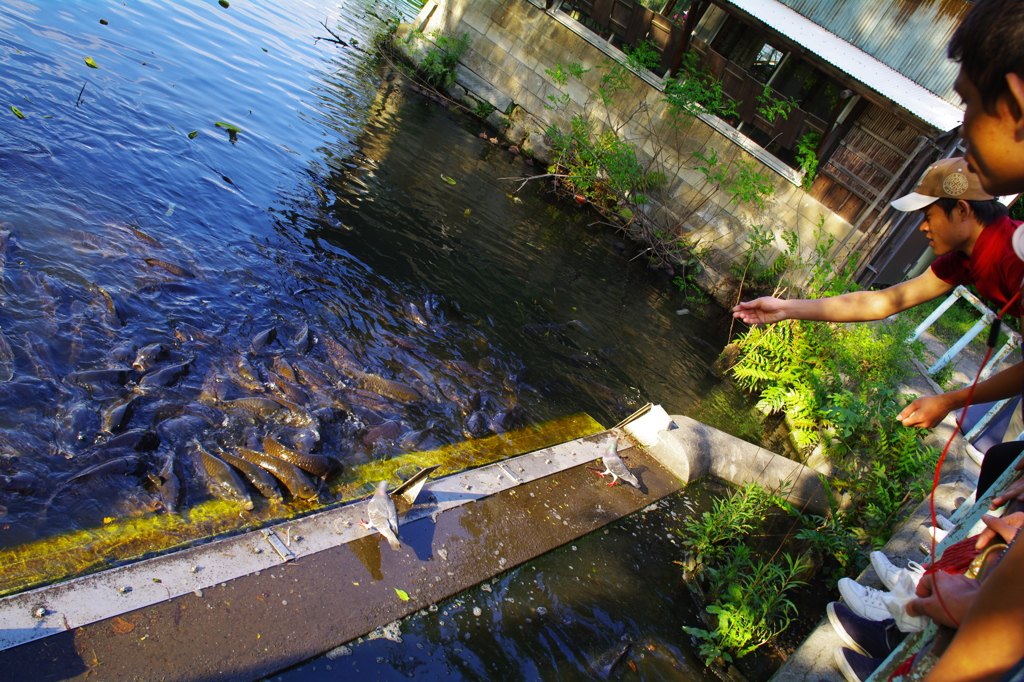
733, 156, 1022, 429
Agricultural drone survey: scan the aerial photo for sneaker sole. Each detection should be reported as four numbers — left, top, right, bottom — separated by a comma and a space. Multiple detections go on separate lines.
827, 602, 869, 657
834, 647, 866, 682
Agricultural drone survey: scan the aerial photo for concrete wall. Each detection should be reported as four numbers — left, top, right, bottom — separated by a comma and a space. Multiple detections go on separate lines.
400, 0, 861, 303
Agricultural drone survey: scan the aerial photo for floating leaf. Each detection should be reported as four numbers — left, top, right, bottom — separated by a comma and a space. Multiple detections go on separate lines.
463, 209, 471, 217
10, 106, 24, 119
111, 616, 135, 634
99, 19, 109, 25
215, 121, 241, 133
219, 0, 230, 7
262, 47, 269, 53
188, 130, 198, 139
394, 588, 410, 601
440, 174, 456, 186
84, 56, 99, 69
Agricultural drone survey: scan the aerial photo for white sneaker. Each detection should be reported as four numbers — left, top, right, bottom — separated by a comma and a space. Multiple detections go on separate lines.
837, 578, 892, 622
869, 551, 926, 591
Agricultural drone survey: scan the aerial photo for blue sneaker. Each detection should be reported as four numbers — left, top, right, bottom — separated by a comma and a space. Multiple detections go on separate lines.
827, 602, 905, 658
834, 646, 884, 682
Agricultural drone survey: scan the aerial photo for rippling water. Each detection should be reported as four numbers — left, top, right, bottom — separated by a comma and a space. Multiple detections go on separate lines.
0, 0, 744, 546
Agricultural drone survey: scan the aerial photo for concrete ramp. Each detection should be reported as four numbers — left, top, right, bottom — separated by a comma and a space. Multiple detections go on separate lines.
0, 407, 828, 680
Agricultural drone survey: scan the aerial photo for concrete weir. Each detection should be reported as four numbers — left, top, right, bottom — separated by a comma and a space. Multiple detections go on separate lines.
0, 407, 827, 680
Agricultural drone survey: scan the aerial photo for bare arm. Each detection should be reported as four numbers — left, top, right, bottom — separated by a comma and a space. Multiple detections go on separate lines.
731, 269, 954, 324
898, 362, 1024, 428
924, 538, 1024, 682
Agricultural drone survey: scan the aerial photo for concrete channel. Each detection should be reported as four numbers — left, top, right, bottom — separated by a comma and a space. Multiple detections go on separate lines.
0, 406, 830, 681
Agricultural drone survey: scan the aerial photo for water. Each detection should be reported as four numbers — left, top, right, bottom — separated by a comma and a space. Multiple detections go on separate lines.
0, 0, 746, 544
0, 1, 766, 677
277, 486, 727, 682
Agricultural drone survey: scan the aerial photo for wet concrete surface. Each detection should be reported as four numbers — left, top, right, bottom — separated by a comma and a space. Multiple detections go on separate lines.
0, 444, 682, 681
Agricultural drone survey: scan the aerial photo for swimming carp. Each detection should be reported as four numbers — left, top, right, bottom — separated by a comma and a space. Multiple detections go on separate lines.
230, 446, 318, 500
217, 448, 283, 503
263, 434, 334, 478
192, 442, 253, 510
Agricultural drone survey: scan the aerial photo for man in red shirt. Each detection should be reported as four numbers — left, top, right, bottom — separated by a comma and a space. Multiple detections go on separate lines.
732, 157, 1021, 429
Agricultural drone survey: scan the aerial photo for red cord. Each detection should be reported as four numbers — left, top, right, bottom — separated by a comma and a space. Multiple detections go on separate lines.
924, 290, 1021, 627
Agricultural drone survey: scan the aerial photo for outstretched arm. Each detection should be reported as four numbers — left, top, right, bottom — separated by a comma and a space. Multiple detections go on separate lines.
731, 270, 953, 324
898, 361, 1024, 429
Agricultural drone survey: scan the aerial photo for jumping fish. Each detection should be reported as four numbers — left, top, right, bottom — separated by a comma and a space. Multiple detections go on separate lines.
220, 397, 285, 420
271, 356, 296, 383
251, 326, 277, 351
0, 328, 13, 384
100, 395, 139, 433
151, 449, 181, 513
231, 446, 318, 500
132, 343, 168, 371
192, 442, 253, 510
292, 323, 315, 353
138, 360, 191, 389
67, 454, 142, 484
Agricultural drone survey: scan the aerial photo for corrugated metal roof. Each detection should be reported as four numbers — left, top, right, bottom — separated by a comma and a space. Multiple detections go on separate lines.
777, 0, 969, 102
721, 0, 964, 132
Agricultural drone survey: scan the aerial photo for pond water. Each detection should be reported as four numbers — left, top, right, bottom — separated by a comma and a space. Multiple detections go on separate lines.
0, 0, 783, 678
0, 0, 751, 546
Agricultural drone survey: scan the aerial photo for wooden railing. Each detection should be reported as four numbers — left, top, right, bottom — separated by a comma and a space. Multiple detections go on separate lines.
558, 0, 687, 74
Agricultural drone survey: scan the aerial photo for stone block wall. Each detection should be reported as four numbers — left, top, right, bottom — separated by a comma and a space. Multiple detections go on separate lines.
400, 0, 861, 304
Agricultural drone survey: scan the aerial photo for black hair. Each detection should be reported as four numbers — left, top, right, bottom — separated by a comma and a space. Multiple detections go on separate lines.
934, 197, 1009, 225
948, 0, 1024, 114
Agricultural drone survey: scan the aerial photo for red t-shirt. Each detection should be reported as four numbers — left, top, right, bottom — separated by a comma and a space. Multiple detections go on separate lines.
931, 215, 1024, 319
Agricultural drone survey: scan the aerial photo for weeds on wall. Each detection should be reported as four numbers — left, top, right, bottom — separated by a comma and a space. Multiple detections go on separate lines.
794, 131, 821, 191
416, 31, 471, 89
663, 52, 738, 121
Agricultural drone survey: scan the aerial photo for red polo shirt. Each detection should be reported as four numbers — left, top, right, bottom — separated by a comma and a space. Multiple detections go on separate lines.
931, 215, 1024, 319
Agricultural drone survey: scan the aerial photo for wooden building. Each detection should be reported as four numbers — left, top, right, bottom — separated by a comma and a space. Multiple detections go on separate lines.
557, 0, 972, 286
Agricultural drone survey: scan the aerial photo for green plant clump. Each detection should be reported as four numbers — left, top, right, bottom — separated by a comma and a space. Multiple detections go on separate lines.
729, 226, 939, 549
419, 31, 471, 89
679, 483, 810, 665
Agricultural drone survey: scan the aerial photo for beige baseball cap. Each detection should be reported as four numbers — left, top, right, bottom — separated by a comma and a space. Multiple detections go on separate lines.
891, 157, 995, 212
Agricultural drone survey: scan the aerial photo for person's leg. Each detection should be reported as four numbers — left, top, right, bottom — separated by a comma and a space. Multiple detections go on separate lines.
1001, 402, 1023, 442
978, 440, 1024, 496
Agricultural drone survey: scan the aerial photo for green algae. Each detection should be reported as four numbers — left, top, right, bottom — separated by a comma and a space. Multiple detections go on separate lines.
0, 413, 603, 597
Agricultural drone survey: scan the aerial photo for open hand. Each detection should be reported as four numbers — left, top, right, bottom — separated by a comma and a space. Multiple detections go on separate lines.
731, 297, 788, 325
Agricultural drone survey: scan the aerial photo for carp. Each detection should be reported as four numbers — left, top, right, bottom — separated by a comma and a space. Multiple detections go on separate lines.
192, 442, 252, 510
217, 449, 283, 503
230, 446, 318, 500
263, 435, 334, 478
